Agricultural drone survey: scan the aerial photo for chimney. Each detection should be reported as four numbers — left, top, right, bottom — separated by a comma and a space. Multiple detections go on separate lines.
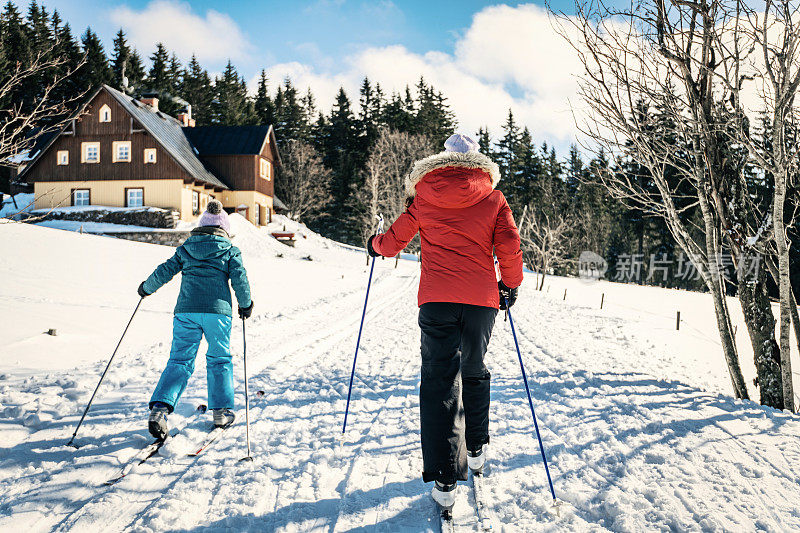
140, 95, 159, 111
177, 103, 194, 127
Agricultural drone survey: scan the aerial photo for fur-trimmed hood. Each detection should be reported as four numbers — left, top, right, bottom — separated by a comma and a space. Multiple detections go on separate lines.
405, 150, 501, 197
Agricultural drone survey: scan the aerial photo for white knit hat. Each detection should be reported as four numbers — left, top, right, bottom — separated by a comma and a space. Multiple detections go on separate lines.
444, 134, 480, 153
198, 199, 231, 234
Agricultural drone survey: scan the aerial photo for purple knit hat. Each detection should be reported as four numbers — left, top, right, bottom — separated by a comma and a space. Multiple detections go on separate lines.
198, 199, 231, 234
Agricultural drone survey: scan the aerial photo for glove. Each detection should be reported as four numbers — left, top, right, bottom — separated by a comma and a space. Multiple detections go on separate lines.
238, 301, 254, 320
498, 281, 518, 310
367, 235, 381, 258
137, 282, 150, 298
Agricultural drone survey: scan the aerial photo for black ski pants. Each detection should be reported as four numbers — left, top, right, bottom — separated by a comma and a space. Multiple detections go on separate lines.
418, 302, 497, 484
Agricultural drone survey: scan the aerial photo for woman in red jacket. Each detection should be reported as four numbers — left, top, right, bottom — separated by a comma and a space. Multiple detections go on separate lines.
368, 133, 523, 510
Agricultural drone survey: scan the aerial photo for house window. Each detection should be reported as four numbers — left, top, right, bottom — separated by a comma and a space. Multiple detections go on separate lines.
144, 148, 157, 164
99, 104, 111, 123
255, 203, 260, 226
57, 150, 69, 165
126, 188, 144, 208
192, 190, 199, 214
81, 142, 100, 163
260, 158, 271, 181
73, 189, 90, 207
113, 141, 131, 163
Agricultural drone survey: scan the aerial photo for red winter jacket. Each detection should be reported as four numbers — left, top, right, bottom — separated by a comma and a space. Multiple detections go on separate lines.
372, 150, 523, 309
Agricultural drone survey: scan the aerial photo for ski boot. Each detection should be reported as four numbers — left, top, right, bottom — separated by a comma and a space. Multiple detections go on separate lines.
212, 408, 235, 428
431, 480, 458, 511
467, 445, 486, 474
148, 403, 170, 440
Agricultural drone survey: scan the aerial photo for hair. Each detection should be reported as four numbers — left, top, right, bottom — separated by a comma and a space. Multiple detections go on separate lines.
206, 199, 223, 215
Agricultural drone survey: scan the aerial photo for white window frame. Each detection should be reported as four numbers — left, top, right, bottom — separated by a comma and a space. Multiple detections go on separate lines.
99, 104, 111, 123
81, 142, 100, 164
144, 148, 157, 164
73, 189, 90, 206
126, 188, 144, 208
57, 150, 69, 165
255, 203, 260, 226
260, 158, 271, 181
192, 190, 199, 214
113, 141, 131, 163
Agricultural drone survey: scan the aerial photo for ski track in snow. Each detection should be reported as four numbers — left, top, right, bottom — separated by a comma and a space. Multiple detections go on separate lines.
2, 221, 800, 532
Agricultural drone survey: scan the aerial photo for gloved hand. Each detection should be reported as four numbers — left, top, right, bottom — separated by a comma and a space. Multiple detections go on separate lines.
367, 235, 381, 258
137, 282, 150, 298
498, 280, 518, 310
238, 301, 254, 320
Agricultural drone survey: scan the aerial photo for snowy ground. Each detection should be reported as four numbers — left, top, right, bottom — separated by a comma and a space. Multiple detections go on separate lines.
1, 217, 800, 532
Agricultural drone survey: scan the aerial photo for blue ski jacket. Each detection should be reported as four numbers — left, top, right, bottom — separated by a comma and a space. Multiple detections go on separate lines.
142, 227, 251, 316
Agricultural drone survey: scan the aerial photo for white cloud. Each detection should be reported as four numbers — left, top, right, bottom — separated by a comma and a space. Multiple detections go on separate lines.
259, 3, 583, 148
109, 0, 251, 66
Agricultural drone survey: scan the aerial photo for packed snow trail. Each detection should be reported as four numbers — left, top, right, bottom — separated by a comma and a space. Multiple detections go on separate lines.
2, 221, 800, 531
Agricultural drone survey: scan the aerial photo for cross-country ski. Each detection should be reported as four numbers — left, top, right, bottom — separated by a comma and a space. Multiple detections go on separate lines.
105, 404, 207, 485
4, 1, 800, 530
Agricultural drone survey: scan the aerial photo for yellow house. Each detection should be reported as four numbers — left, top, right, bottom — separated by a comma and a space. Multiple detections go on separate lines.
19, 84, 281, 226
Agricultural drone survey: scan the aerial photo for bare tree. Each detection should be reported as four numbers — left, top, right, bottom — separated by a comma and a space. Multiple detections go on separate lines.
0, 42, 86, 168
356, 129, 436, 249
275, 140, 332, 222
518, 204, 573, 290
720, 0, 800, 411
553, 0, 767, 401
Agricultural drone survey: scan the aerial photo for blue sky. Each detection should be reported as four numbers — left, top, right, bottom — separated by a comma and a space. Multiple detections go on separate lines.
34, 0, 590, 149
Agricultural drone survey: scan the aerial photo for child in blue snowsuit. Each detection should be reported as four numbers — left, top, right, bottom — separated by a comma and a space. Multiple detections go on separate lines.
137, 200, 253, 440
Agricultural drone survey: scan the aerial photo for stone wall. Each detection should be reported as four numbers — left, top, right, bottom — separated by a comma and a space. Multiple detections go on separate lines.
104, 231, 190, 247
31, 207, 180, 228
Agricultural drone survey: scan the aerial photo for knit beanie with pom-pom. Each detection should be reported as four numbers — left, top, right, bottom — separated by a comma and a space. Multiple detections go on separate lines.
198, 199, 231, 234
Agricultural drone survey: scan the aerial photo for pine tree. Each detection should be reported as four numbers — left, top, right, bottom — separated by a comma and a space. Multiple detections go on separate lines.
322, 87, 359, 241
514, 127, 542, 210
49, 12, 83, 112
147, 42, 170, 92
78, 27, 112, 91
273, 77, 308, 142
111, 29, 145, 91
496, 110, 522, 206
253, 70, 275, 126
211, 61, 251, 125
358, 77, 381, 151
414, 77, 455, 143
26, 1, 50, 57
181, 54, 213, 125
476, 127, 493, 157
382, 90, 414, 133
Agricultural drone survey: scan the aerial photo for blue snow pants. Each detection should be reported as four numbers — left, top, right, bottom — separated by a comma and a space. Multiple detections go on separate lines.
149, 313, 234, 412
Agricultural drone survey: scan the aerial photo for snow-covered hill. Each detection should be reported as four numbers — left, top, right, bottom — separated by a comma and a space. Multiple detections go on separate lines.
1, 219, 799, 532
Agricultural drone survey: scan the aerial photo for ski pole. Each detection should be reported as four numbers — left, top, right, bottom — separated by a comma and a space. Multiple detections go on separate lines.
67, 297, 144, 447
505, 298, 560, 511
240, 317, 253, 462
342, 214, 384, 434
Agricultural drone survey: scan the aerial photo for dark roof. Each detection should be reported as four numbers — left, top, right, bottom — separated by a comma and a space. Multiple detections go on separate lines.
183, 126, 271, 156
104, 86, 228, 190
24, 129, 59, 159
272, 196, 288, 211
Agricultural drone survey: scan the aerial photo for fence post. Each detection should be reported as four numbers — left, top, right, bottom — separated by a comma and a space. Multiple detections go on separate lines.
600, 293, 604, 309
563, 289, 567, 301
676, 311, 680, 330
